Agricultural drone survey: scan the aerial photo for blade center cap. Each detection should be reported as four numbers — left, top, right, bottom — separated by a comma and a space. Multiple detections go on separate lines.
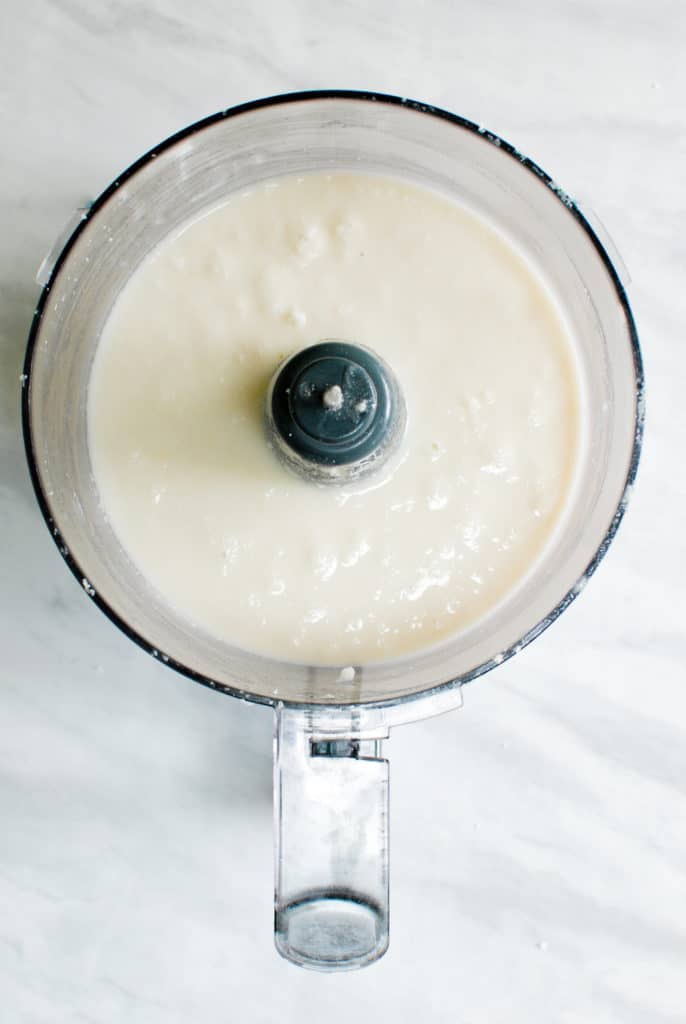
291, 357, 378, 444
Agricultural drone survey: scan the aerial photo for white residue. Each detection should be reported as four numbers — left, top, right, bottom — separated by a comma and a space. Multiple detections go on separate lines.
322, 384, 344, 411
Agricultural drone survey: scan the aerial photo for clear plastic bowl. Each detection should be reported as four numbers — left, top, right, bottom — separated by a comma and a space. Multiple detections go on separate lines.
22, 91, 643, 971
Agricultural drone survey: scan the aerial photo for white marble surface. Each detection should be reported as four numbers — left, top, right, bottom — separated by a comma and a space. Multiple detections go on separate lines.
1, 1, 685, 1020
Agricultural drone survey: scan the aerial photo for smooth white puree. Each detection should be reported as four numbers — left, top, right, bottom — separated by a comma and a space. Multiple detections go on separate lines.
89, 172, 582, 663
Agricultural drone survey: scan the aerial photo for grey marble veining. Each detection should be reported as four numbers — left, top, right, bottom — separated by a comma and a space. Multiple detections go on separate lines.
1, 1, 685, 1021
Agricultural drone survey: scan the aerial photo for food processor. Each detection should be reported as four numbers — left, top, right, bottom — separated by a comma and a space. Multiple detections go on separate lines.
21, 91, 643, 972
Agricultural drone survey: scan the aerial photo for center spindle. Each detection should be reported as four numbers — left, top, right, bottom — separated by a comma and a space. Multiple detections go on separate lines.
267, 340, 406, 483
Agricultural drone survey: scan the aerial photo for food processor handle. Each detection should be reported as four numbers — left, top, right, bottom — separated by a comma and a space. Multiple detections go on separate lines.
273, 705, 390, 971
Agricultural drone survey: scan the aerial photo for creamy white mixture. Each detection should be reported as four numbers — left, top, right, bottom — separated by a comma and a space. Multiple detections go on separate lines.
89, 172, 581, 663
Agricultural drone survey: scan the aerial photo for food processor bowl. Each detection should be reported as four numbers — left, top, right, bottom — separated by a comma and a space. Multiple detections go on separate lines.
22, 91, 643, 970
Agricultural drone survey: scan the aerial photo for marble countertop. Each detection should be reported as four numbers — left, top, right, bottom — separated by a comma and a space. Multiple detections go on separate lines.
1, 1, 684, 1020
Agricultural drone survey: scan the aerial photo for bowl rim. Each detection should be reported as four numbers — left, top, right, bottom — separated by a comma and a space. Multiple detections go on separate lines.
21, 89, 645, 714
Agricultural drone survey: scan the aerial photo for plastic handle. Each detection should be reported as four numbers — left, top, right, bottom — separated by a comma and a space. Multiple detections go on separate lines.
273, 706, 390, 971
